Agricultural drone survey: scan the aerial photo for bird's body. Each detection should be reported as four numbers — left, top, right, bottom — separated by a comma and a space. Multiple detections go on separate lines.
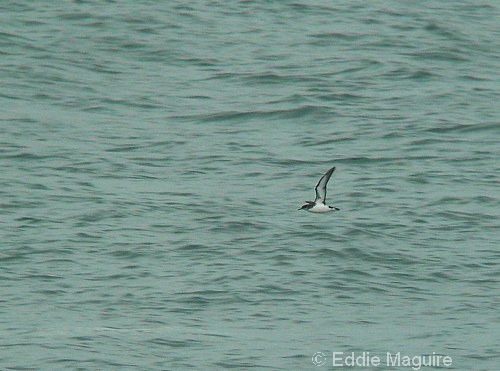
299, 166, 339, 213
307, 203, 335, 213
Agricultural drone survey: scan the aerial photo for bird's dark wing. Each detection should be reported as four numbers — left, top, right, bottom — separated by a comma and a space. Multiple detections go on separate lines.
314, 166, 335, 204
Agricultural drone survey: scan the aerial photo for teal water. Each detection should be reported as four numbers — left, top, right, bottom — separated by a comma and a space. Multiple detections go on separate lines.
1, 1, 499, 370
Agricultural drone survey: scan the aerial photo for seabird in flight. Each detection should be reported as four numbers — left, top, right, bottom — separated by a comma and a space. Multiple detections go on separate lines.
299, 166, 340, 213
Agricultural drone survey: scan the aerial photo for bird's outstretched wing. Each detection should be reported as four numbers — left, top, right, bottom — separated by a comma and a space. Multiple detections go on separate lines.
314, 166, 335, 204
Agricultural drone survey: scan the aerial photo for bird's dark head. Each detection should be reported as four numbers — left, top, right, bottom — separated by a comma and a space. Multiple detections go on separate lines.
298, 201, 314, 211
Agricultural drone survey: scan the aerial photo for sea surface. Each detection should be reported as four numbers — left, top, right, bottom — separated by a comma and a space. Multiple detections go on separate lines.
1, 1, 499, 370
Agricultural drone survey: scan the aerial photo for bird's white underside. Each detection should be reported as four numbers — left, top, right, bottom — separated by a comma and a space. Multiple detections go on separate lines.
307, 203, 336, 213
